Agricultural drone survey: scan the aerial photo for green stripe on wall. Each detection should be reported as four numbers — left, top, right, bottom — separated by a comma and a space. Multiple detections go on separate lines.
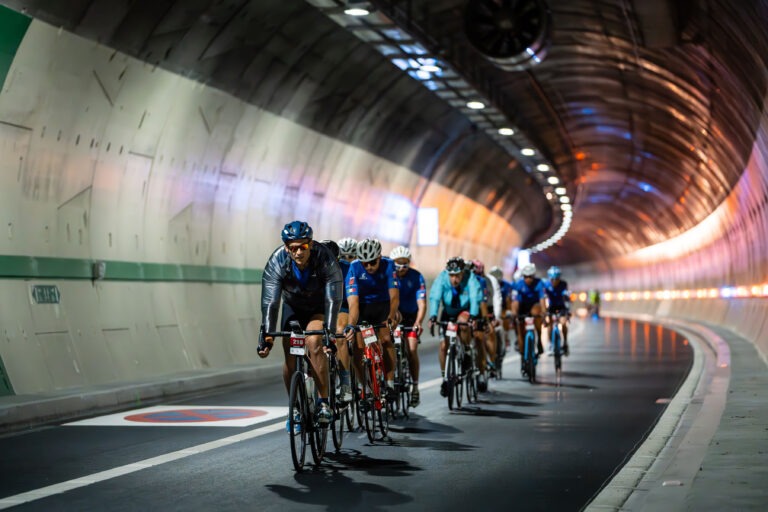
0, 255, 262, 284
0, 5, 31, 89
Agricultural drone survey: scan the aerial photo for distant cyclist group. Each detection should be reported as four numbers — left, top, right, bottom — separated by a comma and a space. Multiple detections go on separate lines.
258, 220, 572, 469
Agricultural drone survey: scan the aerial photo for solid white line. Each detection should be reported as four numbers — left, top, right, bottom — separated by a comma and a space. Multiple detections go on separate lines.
0, 421, 284, 509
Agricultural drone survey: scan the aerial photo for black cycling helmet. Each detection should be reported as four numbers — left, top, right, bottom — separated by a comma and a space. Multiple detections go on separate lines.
319, 239, 339, 259
281, 220, 313, 243
446, 256, 465, 275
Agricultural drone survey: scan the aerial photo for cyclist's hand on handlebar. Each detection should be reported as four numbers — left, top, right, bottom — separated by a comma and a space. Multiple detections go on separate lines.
414, 323, 423, 337
343, 324, 356, 342
257, 336, 273, 358
428, 315, 437, 337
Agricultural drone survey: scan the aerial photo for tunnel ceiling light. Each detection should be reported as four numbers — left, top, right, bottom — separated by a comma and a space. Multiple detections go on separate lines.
521, 148, 535, 156
420, 63, 441, 72
547, 177, 559, 185
560, 196, 570, 203
344, 0, 371, 16
536, 164, 549, 171
466, 101, 485, 110
561, 203, 572, 211
555, 187, 567, 195
498, 127, 514, 136
546, 192, 553, 200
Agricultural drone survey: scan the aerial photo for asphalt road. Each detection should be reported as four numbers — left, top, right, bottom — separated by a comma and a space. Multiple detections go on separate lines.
0, 317, 693, 511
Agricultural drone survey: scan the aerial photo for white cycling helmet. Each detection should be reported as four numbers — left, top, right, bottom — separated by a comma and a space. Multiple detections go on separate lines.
356, 238, 382, 262
489, 265, 503, 280
338, 237, 357, 258
521, 263, 537, 277
389, 245, 412, 260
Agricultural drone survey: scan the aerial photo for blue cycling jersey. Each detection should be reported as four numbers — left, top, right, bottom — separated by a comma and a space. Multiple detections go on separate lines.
346, 256, 399, 304
428, 270, 483, 318
512, 277, 546, 308
500, 279, 514, 303
544, 279, 570, 310
397, 268, 426, 314
475, 274, 489, 303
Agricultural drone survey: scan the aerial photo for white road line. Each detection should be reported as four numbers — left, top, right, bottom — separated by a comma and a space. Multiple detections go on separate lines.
0, 421, 284, 509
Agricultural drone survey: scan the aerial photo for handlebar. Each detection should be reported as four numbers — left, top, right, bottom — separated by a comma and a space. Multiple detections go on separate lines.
429, 319, 471, 337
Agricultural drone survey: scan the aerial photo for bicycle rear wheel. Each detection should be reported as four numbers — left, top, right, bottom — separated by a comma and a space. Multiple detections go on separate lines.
526, 334, 537, 383
399, 358, 411, 419
309, 388, 327, 466
288, 373, 308, 471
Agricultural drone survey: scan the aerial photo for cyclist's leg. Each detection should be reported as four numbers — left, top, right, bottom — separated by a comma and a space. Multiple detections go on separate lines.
305, 316, 329, 399
401, 312, 420, 387
561, 313, 570, 353
335, 310, 352, 399
531, 304, 545, 354
485, 323, 497, 371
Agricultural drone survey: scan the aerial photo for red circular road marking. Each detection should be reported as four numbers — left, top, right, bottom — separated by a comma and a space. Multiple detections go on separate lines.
125, 408, 267, 423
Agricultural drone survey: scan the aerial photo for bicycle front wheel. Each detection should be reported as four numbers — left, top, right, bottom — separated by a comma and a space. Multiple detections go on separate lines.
288, 372, 308, 471
362, 360, 377, 443
446, 345, 457, 410
552, 328, 562, 373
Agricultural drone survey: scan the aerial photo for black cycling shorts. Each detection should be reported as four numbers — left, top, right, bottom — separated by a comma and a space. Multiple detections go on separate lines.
359, 301, 390, 325
400, 311, 418, 327
281, 301, 324, 331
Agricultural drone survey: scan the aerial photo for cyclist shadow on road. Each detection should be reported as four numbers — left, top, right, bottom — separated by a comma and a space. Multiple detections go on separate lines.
325, 448, 423, 478
266, 463, 414, 510
475, 389, 542, 408
452, 405, 538, 420
386, 414, 462, 435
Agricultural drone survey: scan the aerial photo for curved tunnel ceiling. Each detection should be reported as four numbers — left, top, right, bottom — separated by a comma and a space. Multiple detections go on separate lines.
2, 0, 766, 266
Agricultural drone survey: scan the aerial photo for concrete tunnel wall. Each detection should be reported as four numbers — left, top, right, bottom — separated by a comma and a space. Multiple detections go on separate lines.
0, 20, 524, 394
568, 98, 768, 362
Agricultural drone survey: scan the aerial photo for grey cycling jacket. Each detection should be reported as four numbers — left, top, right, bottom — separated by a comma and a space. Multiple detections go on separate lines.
261, 242, 343, 334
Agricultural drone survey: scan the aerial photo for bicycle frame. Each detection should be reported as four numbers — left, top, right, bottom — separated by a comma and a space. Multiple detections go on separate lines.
519, 315, 539, 383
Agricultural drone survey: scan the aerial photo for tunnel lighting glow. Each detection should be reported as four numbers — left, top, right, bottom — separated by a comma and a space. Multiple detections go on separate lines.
555, 187, 566, 195
467, 101, 485, 109
521, 148, 535, 156
536, 164, 550, 171
344, 7, 370, 16
584, 283, 768, 302
564, 210, 573, 218
559, 196, 570, 203
546, 192, 553, 200
560, 204, 572, 211
418, 59, 441, 72
547, 177, 559, 185
498, 127, 515, 136
416, 208, 439, 246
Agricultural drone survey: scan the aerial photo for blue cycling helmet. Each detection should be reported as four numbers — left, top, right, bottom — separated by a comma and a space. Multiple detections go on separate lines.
548, 266, 562, 279
281, 221, 313, 242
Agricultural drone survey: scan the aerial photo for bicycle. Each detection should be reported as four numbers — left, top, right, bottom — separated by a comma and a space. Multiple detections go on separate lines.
349, 321, 390, 443
391, 324, 417, 419
263, 321, 336, 471
432, 319, 472, 410
517, 314, 540, 383
327, 334, 347, 451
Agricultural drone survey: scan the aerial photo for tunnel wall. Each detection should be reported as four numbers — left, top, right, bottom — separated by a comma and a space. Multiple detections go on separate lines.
569, 98, 768, 361
0, 20, 522, 394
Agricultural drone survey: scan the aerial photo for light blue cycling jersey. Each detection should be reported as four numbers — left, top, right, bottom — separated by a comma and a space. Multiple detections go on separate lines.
346, 256, 399, 304
428, 270, 483, 318
398, 267, 427, 314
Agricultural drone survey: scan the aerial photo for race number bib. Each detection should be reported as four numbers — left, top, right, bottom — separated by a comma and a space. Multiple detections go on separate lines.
446, 322, 458, 339
362, 326, 378, 345
393, 327, 402, 345
525, 317, 536, 331
289, 333, 306, 356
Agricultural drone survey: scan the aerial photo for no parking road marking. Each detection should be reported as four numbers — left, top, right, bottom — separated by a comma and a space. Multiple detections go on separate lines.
65, 405, 287, 427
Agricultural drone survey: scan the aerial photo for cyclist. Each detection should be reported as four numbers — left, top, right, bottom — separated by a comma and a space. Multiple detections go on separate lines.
511, 263, 547, 360
258, 221, 343, 426
320, 239, 353, 402
390, 245, 426, 407
428, 257, 485, 397
471, 260, 501, 383
587, 288, 601, 318
489, 265, 515, 350
343, 238, 400, 402
338, 237, 357, 263
544, 266, 571, 355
